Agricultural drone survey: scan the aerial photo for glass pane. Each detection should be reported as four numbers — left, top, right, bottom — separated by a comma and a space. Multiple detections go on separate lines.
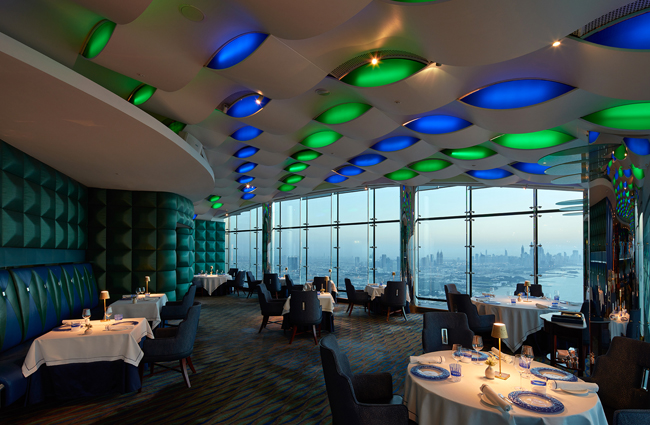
538, 189, 584, 211
280, 228, 301, 277
338, 224, 369, 291
280, 199, 301, 227
418, 186, 467, 218
306, 227, 332, 281
374, 187, 400, 221
255, 230, 262, 279
417, 219, 467, 299
272, 203, 280, 228
339, 190, 368, 223
227, 231, 237, 269
308, 195, 332, 226
472, 187, 533, 215
237, 231, 250, 272
238, 210, 250, 231
538, 212, 584, 303
472, 215, 533, 297
271, 229, 280, 272
373, 222, 400, 284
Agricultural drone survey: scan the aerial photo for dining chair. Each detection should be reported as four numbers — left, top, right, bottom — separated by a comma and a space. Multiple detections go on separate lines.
227, 268, 238, 277
226, 271, 246, 297
289, 291, 322, 345
444, 284, 460, 312
613, 410, 650, 425
380, 281, 407, 322
588, 337, 650, 424
264, 273, 283, 299
319, 335, 413, 425
256, 284, 285, 333
160, 284, 196, 327
139, 302, 201, 390
285, 274, 303, 292
530, 284, 543, 297
313, 276, 328, 292
449, 293, 495, 337
245, 271, 261, 299
514, 283, 526, 296
344, 278, 369, 316
422, 312, 474, 353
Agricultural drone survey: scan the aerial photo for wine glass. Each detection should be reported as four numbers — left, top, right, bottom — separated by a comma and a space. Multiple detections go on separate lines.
472, 336, 483, 364
522, 345, 534, 363
82, 308, 91, 327
105, 306, 112, 321
452, 344, 463, 363
514, 354, 526, 390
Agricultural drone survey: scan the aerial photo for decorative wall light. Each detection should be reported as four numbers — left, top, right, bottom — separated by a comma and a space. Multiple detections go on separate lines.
208, 195, 221, 202
80, 20, 116, 59
340, 58, 427, 87
510, 162, 550, 174
236, 175, 255, 184
624, 137, 650, 156
403, 115, 472, 134
335, 165, 365, 176
325, 174, 348, 184
291, 150, 322, 161
283, 174, 304, 184
585, 11, 650, 49
466, 168, 513, 179
241, 193, 256, 200
224, 93, 270, 118
206, 32, 269, 69
582, 103, 650, 130
211, 203, 223, 209
459, 79, 575, 109
278, 184, 296, 192
285, 163, 309, 173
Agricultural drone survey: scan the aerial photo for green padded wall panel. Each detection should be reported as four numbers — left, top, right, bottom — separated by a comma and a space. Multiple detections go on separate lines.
193, 219, 226, 274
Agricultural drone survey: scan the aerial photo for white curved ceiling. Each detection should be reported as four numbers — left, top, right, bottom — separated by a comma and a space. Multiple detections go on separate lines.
0, 0, 648, 219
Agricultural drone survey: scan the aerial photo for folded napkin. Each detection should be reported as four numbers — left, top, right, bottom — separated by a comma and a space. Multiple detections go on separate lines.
490, 347, 512, 363
536, 303, 550, 309
409, 353, 445, 364
548, 380, 599, 392
108, 325, 134, 331
62, 319, 84, 326
480, 384, 511, 412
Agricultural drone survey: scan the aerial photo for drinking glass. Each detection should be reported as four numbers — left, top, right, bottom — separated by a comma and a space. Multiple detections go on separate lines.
105, 306, 112, 321
472, 336, 483, 364
514, 354, 526, 390
522, 345, 534, 363
554, 290, 560, 301
452, 344, 463, 363
449, 363, 462, 382
82, 308, 91, 327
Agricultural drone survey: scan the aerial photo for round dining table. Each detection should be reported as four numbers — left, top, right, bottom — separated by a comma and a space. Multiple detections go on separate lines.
192, 274, 230, 296
404, 350, 607, 425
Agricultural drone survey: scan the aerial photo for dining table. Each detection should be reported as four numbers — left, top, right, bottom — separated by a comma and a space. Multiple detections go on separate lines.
365, 283, 412, 302
110, 293, 168, 328
404, 350, 607, 425
192, 274, 230, 296
281, 292, 335, 332
472, 296, 581, 352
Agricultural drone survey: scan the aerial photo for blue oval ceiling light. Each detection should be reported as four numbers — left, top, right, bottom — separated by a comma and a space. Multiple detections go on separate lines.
624, 138, 650, 156
466, 168, 513, 179
459, 79, 575, 109
236, 162, 257, 173
404, 115, 472, 134
326, 174, 349, 184
241, 185, 257, 193
206, 32, 269, 70
335, 165, 365, 176
236, 175, 255, 184
226, 94, 270, 118
241, 193, 256, 200
234, 146, 260, 159
511, 162, 550, 175
585, 12, 650, 49
589, 131, 600, 144
349, 153, 387, 167
371, 136, 419, 152
231, 126, 263, 141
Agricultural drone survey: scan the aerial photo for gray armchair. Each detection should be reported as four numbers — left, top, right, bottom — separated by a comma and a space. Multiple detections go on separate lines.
139, 302, 201, 389
444, 284, 460, 312
160, 284, 196, 327
449, 293, 495, 335
289, 291, 322, 345
422, 312, 474, 353
345, 278, 369, 316
614, 410, 650, 425
380, 281, 407, 322
257, 283, 285, 333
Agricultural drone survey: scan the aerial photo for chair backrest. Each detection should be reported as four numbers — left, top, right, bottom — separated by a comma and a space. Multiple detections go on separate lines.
382, 281, 406, 306
228, 268, 238, 277
449, 293, 482, 328
444, 284, 459, 312
314, 276, 328, 292
174, 302, 202, 358
180, 285, 197, 310
289, 291, 321, 323
592, 337, 650, 411
285, 274, 294, 290
235, 271, 245, 287
344, 279, 357, 302
445, 284, 460, 294
256, 284, 274, 313
514, 283, 526, 296
246, 271, 256, 285
530, 284, 543, 297
422, 312, 474, 353
319, 335, 361, 425
264, 273, 281, 292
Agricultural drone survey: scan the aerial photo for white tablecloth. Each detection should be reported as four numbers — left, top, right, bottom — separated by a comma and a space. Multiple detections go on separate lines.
404, 350, 607, 425
303, 280, 338, 293
608, 319, 628, 338
192, 274, 230, 295
472, 296, 581, 352
22, 318, 153, 377
110, 294, 168, 328
282, 293, 334, 316
364, 284, 412, 302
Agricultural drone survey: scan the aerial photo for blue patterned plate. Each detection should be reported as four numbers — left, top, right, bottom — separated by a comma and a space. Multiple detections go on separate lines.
410, 365, 450, 381
115, 320, 140, 325
508, 391, 564, 413
483, 300, 500, 305
52, 327, 72, 332
463, 351, 488, 361
530, 367, 577, 382
549, 305, 568, 310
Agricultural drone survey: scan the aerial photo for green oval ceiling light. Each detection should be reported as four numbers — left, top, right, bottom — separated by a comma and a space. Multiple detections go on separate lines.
442, 146, 496, 160
208, 195, 221, 202
409, 159, 452, 172
491, 130, 574, 150
128, 84, 157, 106
632, 164, 645, 180
81, 20, 117, 59
582, 103, 650, 130
211, 203, 223, 209
291, 149, 321, 161
278, 184, 296, 192
341, 58, 427, 87
283, 174, 304, 184
285, 162, 309, 173
385, 169, 419, 181
300, 131, 343, 148
315, 103, 372, 125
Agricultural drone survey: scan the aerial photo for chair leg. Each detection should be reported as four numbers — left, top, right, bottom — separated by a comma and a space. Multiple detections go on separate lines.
187, 356, 196, 374
402, 307, 408, 321
259, 315, 269, 333
180, 358, 191, 388
318, 323, 321, 337
387, 307, 391, 322
348, 303, 354, 317
150, 362, 155, 376
312, 325, 318, 345
289, 325, 298, 344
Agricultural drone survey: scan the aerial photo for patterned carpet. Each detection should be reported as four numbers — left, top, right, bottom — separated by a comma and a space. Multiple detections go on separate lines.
0, 295, 424, 425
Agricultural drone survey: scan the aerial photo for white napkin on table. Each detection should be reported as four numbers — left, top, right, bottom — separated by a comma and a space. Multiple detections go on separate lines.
108, 325, 134, 331
62, 319, 84, 326
490, 347, 512, 363
410, 353, 445, 364
548, 381, 599, 392
480, 384, 511, 412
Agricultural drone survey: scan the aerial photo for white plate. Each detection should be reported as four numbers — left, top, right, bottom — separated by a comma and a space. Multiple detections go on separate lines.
481, 393, 498, 407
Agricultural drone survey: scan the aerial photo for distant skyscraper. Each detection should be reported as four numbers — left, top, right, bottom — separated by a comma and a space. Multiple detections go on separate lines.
288, 256, 298, 270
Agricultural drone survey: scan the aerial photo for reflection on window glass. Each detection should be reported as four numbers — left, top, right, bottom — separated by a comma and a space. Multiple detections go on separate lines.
281, 199, 300, 227
472, 187, 532, 215
339, 191, 368, 223
418, 187, 466, 218
339, 224, 368, 290
280, 228, 301, 278
238, 211, 250, 231
374, 187, 399, 221
538, 189, 583, 211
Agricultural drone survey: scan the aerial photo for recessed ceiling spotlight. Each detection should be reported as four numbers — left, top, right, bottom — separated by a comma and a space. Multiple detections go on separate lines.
552, 41, 561, 47
255, 94, 263, 105
434, 62, 442, 67
315, 88, 330, 96
137, 73, 145, 77
371, 58, 379, 65
179, 5, 205, 22
394, 100, 401, 104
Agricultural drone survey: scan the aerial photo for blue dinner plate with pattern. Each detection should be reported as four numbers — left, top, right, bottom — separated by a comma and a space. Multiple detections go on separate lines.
508, 391, 564, 413
463, 351, 488, 361
410, 365, 450, 381
549, 305, 568, 310
483, 300, 500, 305
114, 320, 140, 325
530, 367, 578, 382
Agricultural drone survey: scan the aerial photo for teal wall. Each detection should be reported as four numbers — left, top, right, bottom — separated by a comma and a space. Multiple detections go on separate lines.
194, 220, 225, 274
87, 189, 194, 301
0, 140, 86, 267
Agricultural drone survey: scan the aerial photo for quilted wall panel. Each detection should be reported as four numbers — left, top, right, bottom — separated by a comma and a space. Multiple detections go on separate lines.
0, 140, 87, 265
194, 220, 225, 275
87, 189, 194, 301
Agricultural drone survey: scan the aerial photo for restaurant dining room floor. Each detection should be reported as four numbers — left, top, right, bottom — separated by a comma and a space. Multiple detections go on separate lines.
0, 294, 428, 425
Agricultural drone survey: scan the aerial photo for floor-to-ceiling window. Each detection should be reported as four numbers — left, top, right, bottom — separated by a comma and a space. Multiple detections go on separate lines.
224, 206, 263, 278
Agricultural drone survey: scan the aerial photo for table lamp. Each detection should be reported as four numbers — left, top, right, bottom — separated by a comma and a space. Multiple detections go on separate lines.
100, 290, 110, 322
524, 280, 531, 302
491, 323, 510, 380
145, 276, 150, 294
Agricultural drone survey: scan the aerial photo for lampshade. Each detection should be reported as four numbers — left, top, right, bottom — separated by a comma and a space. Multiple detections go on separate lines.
491, 323, 508, 339
524, 280, 531, 287
100, 290, 110, 300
